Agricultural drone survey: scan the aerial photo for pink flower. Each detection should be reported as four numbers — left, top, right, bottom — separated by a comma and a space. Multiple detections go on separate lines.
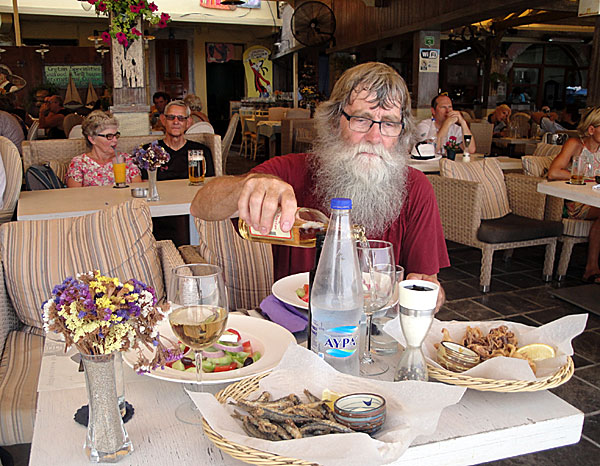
148, 2, 158, 12
87, 0, 97, 4
116, 32, 128, 47
160, 12, 170, 21
101, 31, 111, 44
130, 5, 141, 13
131, 27, 142, 37
449, 136, 457, 141
158, 19, 167, 29
96, 1, 107, 12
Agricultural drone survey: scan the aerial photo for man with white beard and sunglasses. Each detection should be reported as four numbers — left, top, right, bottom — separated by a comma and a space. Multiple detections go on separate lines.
191, 62, 449, 306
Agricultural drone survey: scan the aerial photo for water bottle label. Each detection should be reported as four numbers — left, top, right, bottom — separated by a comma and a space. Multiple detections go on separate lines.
323, 325, 358, 358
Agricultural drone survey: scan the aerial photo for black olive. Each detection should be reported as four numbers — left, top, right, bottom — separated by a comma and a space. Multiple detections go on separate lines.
243, 357, 254, 367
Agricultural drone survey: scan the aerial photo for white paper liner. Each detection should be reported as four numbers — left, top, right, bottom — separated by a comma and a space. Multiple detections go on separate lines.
189, 344, 466, 466
384, 314, 588, 380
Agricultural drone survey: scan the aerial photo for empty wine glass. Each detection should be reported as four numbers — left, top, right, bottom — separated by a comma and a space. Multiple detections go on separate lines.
357, 240, 395, 377
168, 263, 229, 425
463, 134, 472, 158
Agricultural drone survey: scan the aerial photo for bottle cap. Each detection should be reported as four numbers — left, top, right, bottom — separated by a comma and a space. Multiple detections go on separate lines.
331, 198, 352, 210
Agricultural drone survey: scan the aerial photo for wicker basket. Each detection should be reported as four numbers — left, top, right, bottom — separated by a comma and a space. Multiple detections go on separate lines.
426, 356, 574, 392
202, 373, 319, 466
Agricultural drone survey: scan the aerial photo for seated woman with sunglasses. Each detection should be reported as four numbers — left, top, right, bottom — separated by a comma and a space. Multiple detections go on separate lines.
66, 111, 142, 187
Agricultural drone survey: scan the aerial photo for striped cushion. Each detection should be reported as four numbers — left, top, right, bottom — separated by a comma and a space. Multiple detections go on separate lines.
0, 199, 164, 328
522, 155, 554, 178
533, 143, 563, 158
440, 158, 511, 220
0, 328, 44, 445
194, 218, 274, 310
562, 218, 593, 237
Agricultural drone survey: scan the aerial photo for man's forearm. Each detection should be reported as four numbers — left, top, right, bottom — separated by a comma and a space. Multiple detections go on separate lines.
190, 174, 250, 220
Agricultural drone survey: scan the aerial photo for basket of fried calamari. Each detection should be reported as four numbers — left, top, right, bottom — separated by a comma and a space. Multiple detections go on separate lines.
385, 314, 587, 392
188, 344, 466, 466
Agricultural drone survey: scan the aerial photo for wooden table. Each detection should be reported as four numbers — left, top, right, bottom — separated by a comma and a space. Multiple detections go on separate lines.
257, 120, 281, 158
408, 154, 522, 174
17, 179, 203, 244
537, 179, 600, 313
29, 336, 583, 466
493, 137, 539, 157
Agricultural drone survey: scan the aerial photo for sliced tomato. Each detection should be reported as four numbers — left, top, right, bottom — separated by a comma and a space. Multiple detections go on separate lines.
213, 362, 239, 372
241, 339, 253, 353
300, 284, 309, 303
225, 328, 242, 341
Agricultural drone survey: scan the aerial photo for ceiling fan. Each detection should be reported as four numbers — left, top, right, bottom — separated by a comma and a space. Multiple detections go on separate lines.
291, 1, 336, 47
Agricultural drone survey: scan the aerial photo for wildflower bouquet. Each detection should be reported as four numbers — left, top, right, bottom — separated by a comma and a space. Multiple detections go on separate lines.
444, 136, 461, 152
132, 140, 170, 171
88, 0, 171, 48
42, 271, 182, 373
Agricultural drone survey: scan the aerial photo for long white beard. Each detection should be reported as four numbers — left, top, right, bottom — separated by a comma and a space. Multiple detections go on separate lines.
310, 133, 409, 236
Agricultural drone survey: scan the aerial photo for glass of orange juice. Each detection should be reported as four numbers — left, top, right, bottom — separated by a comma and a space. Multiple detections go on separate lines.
113, 152, 127, 188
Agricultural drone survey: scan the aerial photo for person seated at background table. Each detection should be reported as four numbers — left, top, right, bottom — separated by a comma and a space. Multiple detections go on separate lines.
531, 111, 566, 135
190, 62, 449, 308
66, 110, 141, 188
558, 104, 580, 131
547, 106, 600, 284
487, 104, 511, 137
415, 93, 476, 154
184, 94, 211, 124
39, 95, 71, 139
149, 91, 170, 132
0, 109, 24, 155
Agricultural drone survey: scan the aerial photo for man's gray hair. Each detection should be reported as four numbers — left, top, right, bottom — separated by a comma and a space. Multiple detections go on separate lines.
164, 100, 191, 117
314, 62, 415, 148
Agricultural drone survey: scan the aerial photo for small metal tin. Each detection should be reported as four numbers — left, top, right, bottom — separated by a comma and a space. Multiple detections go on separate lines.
131, 187, 148, 198
333, 393, 386, 434
437, 341, 480, 372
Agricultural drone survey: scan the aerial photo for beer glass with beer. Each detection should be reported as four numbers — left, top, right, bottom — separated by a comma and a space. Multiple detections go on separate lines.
188, 149, 205, 186
112, 149, 127, 188
570, 153, 590, 185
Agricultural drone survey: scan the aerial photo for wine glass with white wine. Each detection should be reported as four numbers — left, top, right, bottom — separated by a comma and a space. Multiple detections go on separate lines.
168, 263, 229, 425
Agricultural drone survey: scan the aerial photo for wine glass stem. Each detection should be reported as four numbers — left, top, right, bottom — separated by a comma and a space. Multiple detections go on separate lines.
194, 350, 204, 392
362, 312, 374, 363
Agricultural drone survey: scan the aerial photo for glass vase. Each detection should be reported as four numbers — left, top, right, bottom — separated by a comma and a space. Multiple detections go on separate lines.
81, 353, 133, 463
147, 169, 160, 201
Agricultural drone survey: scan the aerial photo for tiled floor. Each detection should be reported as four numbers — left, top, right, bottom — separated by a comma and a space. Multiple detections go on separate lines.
3, 149, 599, 465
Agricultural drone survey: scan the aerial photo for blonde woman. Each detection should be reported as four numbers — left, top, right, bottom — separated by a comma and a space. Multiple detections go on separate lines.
66, 111, 142, 187
548, 107, 600, 283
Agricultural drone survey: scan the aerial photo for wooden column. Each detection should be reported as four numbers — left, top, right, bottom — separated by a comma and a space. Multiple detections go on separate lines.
109, 17, 150, 136
587, 16, 600, 107
412, 30, 440, 121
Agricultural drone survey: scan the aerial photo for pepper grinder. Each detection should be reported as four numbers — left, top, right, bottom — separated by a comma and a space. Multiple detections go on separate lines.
394, 280, 439, 381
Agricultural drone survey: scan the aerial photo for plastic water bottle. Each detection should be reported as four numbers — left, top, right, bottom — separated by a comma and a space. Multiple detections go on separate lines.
310, 198, 363, 375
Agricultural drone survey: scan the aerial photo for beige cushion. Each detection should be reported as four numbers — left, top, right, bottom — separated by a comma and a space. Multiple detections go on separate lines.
562, 218, 593, 237
440, 158, 511, 220
522, 155, 555, 178
194, 219, 274, 310
533, 143, 563, 158
0, 328, 44, 445
0, 199, 164, 328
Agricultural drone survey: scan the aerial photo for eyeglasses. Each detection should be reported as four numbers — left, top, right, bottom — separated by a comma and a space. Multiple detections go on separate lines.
341, 111, 404, 137
96, 132, 121, 140
165, 114, 188, 121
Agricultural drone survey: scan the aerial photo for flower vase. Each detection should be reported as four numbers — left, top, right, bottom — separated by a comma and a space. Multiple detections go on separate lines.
82, 353, 133, 463
147, 170, 160, 201
445, 149, 456, 161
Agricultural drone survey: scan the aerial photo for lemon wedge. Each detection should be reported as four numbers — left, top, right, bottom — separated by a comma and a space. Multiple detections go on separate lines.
516, 343, 556, 361
322, 389, 345, 409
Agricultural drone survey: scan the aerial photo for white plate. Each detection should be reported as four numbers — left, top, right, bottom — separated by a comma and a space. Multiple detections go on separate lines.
272, 272, 309, 310
123, 314, 296, 385
409, 154, 442, 163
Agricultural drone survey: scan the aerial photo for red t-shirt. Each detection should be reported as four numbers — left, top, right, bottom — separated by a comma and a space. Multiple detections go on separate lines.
251, 153, 450, 280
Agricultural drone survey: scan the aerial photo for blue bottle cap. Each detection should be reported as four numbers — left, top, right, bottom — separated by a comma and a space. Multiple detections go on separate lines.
331, 198, 352, 209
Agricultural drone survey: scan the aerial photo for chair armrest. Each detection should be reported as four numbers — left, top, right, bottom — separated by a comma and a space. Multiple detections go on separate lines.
156, 240, 185, 296
428, 175, 482, 246
177, 245, 208, 264
0, 258, 20, 362
504, 173, 546, 220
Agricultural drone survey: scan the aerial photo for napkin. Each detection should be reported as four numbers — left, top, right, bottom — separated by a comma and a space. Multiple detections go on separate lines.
189, 344, 466, 466
592, 184, 600, 191
260, 295, 307, 333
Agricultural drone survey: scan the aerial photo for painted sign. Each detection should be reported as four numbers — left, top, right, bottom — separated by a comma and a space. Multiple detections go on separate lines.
578, 0, 600, 17
207, 43, 235, 63
44, 65, 104, 87
243, 46, 272, 98
418, 48, 439, 73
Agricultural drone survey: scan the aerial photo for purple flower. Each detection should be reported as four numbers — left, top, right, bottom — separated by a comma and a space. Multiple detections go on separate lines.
78, 310, 87, 319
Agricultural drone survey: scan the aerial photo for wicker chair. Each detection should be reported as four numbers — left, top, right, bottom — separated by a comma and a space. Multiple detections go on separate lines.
0, 138, 22, 225
429, 173, 562, 292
